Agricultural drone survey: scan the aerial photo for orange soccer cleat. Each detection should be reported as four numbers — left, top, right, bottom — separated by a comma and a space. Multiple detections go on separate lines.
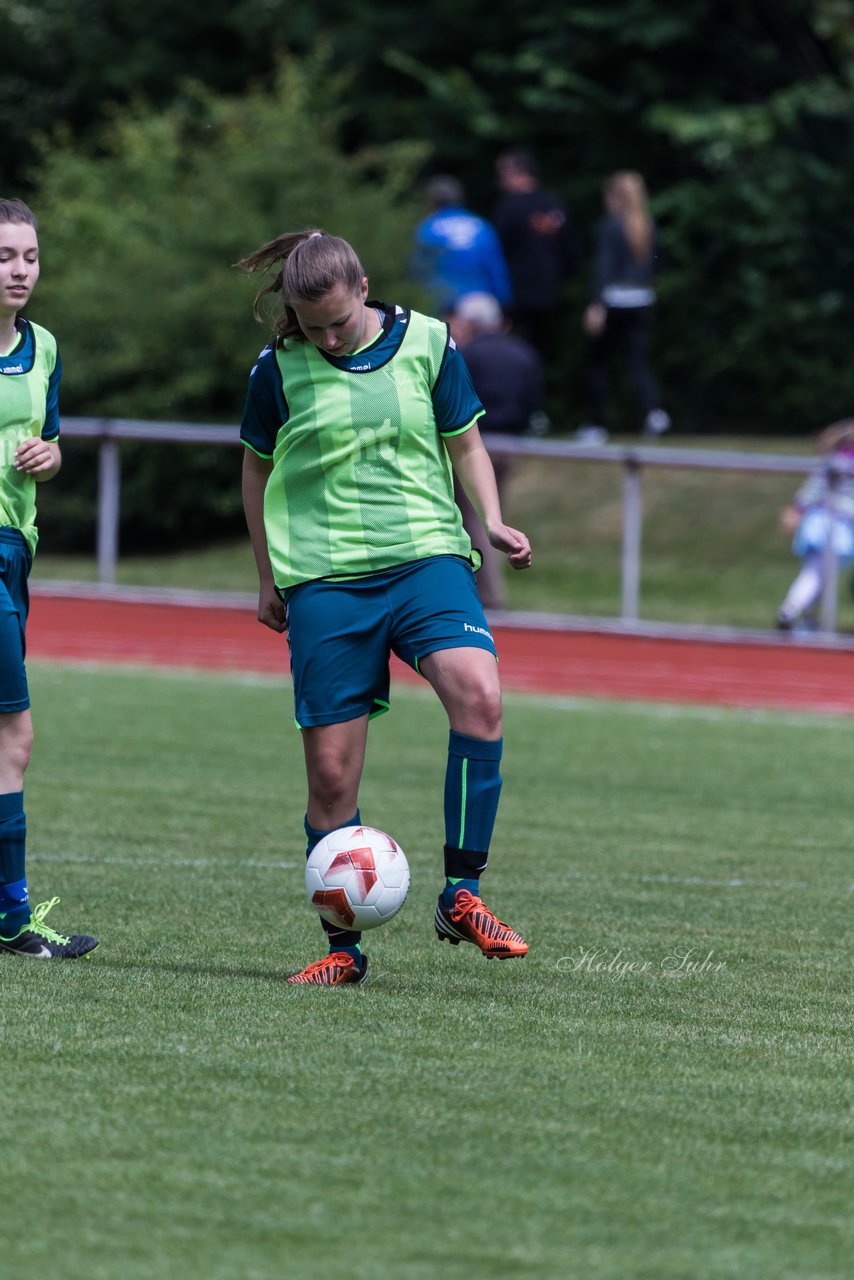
286, 950, 368, 985
434, 889, 528, 959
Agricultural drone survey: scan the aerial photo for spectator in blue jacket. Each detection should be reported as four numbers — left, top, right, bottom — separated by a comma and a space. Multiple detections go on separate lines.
412, 176, 512, 317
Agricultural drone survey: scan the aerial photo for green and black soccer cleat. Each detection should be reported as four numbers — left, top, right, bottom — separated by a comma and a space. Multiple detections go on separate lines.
0, 897, 99, 959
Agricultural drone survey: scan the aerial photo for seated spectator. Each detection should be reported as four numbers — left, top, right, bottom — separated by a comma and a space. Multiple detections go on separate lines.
776, 420, 854, 631
450, 291, 546, 609
412, 176, 512, 317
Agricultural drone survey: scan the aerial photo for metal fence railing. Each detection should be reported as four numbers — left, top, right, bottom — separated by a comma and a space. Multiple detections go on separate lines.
58, 418, 846, 634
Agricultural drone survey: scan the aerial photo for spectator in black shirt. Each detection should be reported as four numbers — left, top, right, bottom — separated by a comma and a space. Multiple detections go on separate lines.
493, 149, 579, 360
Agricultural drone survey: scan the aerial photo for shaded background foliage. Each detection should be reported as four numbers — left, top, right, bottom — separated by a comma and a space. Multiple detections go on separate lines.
3, 0, 854, 547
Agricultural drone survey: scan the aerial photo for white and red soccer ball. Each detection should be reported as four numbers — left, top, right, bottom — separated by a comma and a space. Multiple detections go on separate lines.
305, 825, 410, 931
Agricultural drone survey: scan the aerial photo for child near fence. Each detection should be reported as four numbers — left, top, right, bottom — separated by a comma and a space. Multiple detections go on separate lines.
776, 420, 854, 631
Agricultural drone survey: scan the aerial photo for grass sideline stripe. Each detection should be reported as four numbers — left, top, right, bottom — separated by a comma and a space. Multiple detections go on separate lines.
32, 852, 300, 871
32, 851, 846, 894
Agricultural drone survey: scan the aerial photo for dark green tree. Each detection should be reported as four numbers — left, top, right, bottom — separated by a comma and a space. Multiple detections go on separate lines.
9, 0, 854, 444
0, 0, 289, 191
299, 0, 854, 432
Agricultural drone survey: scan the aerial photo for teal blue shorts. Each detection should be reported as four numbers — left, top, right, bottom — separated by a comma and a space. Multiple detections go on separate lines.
0, 528, 32, 713
284, 555, 496, 727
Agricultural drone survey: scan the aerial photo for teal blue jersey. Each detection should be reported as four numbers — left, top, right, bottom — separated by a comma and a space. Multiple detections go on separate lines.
241, 303, 483, 588
0, 318, 61, 555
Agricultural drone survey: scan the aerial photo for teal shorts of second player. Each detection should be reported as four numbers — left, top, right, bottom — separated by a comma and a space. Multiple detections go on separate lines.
0, 527, 32, 713
284, 554, 497, 727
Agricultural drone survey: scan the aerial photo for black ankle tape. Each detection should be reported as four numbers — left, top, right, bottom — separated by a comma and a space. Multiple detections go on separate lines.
443, 844, 489, 879
320, 917, 361, 947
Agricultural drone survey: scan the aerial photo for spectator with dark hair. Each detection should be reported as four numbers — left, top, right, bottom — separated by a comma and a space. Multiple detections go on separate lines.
492, 149, 579, 354
581, 170, 670, 438
412, 175, 512, 317
450, 291, 546, 610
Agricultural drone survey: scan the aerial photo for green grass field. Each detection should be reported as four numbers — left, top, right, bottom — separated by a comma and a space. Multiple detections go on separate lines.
4, 662, 851, 1279
35, 435, 854, 633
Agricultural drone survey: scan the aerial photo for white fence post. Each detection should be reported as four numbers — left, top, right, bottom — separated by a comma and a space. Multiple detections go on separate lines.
621, 457, 643, 622
96, 434, 120, 586
818, 464, 841, 634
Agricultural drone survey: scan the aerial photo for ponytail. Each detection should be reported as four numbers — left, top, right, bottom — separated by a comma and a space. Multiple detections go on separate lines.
237, 229, 365, 341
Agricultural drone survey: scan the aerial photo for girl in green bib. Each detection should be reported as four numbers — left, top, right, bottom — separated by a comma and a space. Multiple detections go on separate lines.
240, 228, 532, 985
0, 199, 98, 959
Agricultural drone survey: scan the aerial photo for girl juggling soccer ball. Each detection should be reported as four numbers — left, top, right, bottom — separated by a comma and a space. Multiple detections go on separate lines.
0, 199, 97, 959
239, 229, 531, 985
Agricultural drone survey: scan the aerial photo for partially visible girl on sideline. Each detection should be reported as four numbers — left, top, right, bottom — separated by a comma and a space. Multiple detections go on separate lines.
581, 171, 670, 439
0, 198, 98, 959
238, 228, 531, 985
776, 419, 854, 631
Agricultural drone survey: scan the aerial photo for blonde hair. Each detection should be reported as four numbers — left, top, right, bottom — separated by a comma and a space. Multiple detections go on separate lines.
605, 171, 652, 264
817, 419, 854, 454
237, 229, 366, 341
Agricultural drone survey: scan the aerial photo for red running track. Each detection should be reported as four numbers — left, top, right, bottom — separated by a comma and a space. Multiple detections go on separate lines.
25, 594, 854, 716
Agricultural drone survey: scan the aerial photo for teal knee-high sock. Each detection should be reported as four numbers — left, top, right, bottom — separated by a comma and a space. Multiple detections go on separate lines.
0, 791, 29, 938
442, 732, 502, 906
304, 812, 363, 959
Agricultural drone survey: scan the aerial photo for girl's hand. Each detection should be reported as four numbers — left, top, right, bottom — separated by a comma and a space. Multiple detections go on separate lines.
257, 581, 287, 632
488, 523, 532, 570
583, 302, 606, 337
780, 505, 801, 535
15, 437, 60, 476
